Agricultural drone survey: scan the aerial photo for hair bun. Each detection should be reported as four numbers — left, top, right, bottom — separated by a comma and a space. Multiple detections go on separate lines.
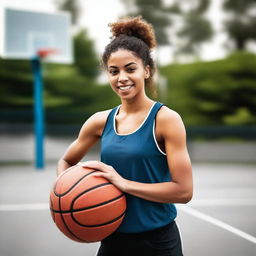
109, 16, 157, 49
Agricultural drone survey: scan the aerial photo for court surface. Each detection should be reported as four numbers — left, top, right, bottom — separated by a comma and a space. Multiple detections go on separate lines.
0, 149, 255, 256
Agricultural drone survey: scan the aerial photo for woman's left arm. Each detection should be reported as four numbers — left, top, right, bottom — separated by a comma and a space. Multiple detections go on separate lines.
83, 108, 193, 204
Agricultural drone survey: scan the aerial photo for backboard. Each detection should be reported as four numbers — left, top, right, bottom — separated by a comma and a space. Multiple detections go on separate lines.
0, 7, 73, 63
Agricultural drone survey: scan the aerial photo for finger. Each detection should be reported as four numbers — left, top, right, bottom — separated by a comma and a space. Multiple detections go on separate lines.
83, 161, 109, 171
92, 172, 109, 180
77, 162, 84, 166
76, 162, 96, 171
78, 161, 99, 168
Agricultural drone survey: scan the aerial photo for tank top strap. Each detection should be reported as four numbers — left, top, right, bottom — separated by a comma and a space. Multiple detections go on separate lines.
101, 105, 120, 136
145, 101, 165, 125
109, 105, 120, 121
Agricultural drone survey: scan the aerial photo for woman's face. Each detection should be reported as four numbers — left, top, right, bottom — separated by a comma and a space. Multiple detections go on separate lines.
107, 49, 150, 101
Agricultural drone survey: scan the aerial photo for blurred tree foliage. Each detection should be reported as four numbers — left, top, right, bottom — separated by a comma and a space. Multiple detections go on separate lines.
0, 59, 33, 110
0, 24, 119, 124
121, 0, 173, 45
121, 0, 213, 57
171, 0, 213, 57
0, 56, 119, 124
223, 0, 256, 50
1, 52, 255, 126
42, 64, 119, 124
55, 0, 80, 25
160, 51, 256, 126
74, 29, 99, 79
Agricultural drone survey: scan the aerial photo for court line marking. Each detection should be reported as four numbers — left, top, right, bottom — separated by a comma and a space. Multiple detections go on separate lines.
1, 202, 256, 244
177, 205, 256, 244
0, 198, 255, 211
0, 203, 49, 211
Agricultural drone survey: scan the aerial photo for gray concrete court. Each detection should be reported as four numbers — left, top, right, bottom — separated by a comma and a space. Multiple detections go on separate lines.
0, 137, 256, 255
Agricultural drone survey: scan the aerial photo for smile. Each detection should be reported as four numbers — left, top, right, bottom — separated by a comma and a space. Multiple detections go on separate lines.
118, 85, 134, 91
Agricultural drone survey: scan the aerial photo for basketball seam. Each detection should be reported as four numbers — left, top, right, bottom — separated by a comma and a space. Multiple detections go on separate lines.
54, 169, 99, 197
50, 198, 55, 222
71, 209, 126, 228
72, 193, 125, 213
51, 182, 112, 211
58, 194, 87, 242
51, 193, 125, 213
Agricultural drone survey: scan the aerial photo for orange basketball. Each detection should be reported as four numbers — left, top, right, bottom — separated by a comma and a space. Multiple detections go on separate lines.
49, 165, 126, 243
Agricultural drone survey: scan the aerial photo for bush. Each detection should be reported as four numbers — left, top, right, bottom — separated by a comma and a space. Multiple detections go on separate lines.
160, 51, 256, 125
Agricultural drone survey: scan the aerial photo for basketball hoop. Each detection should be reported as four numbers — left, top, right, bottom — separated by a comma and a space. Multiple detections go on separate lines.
1, 8, 73, 169
31, 47, 60, 169
37, 48, 60, 59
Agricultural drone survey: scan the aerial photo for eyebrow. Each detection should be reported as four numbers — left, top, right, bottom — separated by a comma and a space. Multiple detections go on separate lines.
108, 62, 137, 69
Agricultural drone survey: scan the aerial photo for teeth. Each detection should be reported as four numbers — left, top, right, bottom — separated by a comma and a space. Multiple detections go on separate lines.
119, 85, 132, 90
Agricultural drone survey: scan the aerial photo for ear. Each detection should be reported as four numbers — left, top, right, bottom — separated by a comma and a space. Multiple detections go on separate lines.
144, 65, 150, 79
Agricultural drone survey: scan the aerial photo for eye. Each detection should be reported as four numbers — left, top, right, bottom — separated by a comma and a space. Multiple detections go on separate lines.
109, 70, 118, 75
127, 67, 136, 72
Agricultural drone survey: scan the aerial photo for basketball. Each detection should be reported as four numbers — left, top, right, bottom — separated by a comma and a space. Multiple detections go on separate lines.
49, 165, 126, 243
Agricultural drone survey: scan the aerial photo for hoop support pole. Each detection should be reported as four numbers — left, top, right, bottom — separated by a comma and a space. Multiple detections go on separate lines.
31, 56, 45, 169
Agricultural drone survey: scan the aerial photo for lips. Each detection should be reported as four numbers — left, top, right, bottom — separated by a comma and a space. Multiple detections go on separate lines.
119, 85, 132, 90
117, 84, 134, 91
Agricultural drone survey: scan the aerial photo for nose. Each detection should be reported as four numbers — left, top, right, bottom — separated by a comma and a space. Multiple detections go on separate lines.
118, 70, 128, 83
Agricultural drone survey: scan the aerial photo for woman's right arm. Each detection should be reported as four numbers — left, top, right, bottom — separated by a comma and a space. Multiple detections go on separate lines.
56, 110, 110, 176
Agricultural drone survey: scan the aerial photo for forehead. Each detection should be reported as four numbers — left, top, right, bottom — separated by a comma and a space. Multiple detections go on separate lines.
107, 49, 143, 67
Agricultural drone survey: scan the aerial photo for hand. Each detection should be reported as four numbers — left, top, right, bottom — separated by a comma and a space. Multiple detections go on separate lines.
78, 161, 128, 192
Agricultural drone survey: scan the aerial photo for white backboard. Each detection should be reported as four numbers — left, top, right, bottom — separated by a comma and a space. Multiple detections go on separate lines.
0, 7, 73, 63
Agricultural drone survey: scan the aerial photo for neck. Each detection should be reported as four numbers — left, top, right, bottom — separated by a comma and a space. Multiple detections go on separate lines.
120, 94, 155, 114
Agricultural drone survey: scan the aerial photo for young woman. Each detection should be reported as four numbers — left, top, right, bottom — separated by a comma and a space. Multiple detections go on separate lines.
57, 16, 193, 256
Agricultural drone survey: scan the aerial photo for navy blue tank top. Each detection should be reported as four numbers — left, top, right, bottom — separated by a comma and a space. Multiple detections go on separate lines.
100, 101, 177, 233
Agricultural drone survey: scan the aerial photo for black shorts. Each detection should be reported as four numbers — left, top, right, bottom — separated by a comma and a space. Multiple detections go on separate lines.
97, 221, 183, 256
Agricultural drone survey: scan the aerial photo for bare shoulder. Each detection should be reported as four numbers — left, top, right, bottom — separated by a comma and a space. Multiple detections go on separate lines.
89, 109, 112, 126
157, 105, 183, 124
156, 105, 186, 138
79, 109, 112, 138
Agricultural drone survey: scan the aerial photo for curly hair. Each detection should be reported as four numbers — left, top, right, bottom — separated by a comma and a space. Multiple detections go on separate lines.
102, 16, 157, 98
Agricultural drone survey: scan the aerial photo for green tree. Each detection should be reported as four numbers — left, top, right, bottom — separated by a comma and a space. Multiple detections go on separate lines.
121, 0, 173, 46
56, 0, 99, 79
172, 0, 213, 56
161, 52, 256, 126
74, 29, 99, 79
0, 59, 33, 110
223, 0, 256, 50
55, 0, 80, 25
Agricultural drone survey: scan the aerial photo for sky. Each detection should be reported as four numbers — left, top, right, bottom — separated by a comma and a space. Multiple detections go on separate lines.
0, 0, 235, 65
